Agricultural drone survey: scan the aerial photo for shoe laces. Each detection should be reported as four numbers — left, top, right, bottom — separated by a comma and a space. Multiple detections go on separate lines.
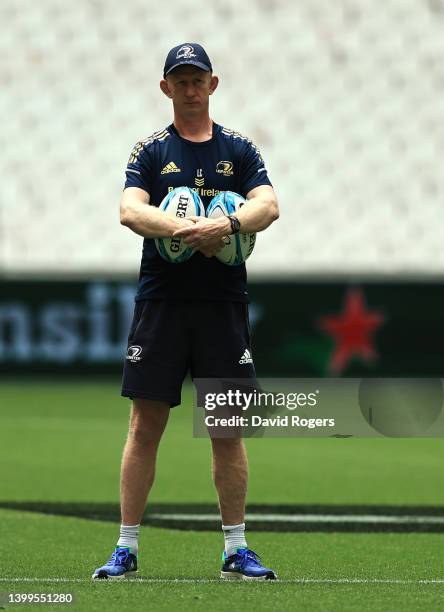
106, 548, 130, 567
237, 548, 262, 570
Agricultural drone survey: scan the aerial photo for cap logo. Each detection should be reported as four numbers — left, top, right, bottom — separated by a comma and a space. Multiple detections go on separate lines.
176, 45, 196, 59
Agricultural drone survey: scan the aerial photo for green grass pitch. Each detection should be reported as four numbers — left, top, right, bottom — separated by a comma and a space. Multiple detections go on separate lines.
1, 380, 444, 611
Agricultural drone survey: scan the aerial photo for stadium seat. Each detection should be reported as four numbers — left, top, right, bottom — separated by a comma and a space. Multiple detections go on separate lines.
1, 0, 443, 274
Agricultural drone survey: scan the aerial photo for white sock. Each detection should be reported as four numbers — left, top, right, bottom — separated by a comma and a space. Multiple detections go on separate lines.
222, 523, 247, 556
117, 524, 140, 555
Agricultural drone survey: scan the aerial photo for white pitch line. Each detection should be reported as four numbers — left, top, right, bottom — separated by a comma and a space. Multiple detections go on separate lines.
4, 509, 444, 526
148, 513, 444, 525
0, 578, 444, 585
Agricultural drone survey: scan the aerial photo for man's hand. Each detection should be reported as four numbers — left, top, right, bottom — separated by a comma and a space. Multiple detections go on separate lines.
174, 217, 195, 231
173, 216, 231, 257
197, 237, 226, 258
120, 187, 200, 239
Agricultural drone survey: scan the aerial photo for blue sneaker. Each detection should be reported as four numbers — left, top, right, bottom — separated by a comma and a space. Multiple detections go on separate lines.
221, 548, 277, 580
92, 547, 138, 580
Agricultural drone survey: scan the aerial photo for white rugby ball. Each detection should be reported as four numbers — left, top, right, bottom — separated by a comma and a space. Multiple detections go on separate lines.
155, 187, 205, 263
206, 191, 256, 266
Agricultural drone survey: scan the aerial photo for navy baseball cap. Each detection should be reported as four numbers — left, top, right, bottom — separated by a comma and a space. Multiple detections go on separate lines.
163, 43, 212, 78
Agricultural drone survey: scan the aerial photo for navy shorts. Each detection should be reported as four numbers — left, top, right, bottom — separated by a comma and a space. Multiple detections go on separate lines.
121, 300, 256, 407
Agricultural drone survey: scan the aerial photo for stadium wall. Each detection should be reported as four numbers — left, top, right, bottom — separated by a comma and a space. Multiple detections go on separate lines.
0, 280, 441, 376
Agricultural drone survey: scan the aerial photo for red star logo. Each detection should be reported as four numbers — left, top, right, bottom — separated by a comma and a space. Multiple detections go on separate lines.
318, 289, 385, 374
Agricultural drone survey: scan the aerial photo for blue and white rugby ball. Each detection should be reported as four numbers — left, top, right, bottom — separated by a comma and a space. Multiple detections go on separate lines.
155, 187, 205, 263
206, 191, 256, 266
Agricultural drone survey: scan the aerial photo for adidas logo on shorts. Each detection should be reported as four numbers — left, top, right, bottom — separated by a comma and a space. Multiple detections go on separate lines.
239, 348, 253, 364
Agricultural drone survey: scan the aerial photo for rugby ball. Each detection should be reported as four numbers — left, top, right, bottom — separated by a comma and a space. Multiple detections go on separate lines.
155, 187, 205, 263
206, 191, 256, 265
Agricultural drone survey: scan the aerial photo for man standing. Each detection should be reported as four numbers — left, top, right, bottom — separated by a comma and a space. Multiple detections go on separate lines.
93, 43, 279, 581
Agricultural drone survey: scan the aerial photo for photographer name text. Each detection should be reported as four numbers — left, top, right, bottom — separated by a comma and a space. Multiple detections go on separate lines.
204, 415, 335, 429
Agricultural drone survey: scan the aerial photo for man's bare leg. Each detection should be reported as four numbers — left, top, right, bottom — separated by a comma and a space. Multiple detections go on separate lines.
211, 437, 248, 525
120, 399, 170, 525
92, 399, 169, 579
212, 437, 249, 556
211, 437, 277, 579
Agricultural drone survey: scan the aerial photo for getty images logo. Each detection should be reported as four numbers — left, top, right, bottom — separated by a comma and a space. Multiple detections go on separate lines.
126, 345, 142, 363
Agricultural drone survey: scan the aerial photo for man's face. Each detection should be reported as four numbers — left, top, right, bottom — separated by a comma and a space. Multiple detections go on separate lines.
161, 66, 217, 115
